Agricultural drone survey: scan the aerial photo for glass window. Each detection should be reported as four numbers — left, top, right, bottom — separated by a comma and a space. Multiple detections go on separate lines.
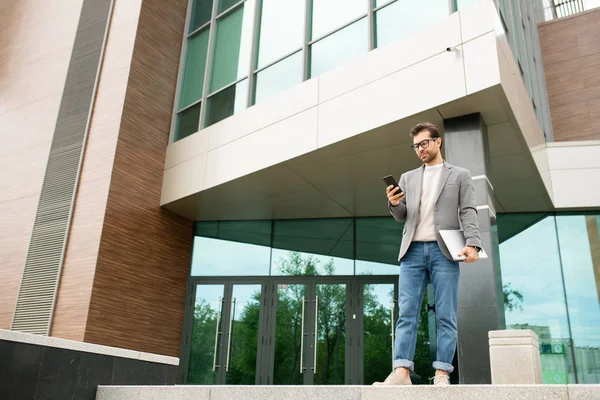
556, 215, 600, 384
272, 219, 354, 260
174, 103, 201, 141
498, 216, 575, 384
311, 0, 366, 40
190, 236, 271, 276
195, 220, 272, 247
270, 249, 354, 276
456, 0, 480, 10
210, 1, 255, 93
179, 29, 210, 109
375, 0, 449, 49
218, 0, 241, 14
189, 0, 213, 32
206, 79, 248, 126
355, 218, 403, 266
254, 52, 303, 105
310, 18, 368, 78
256, 0, 304, 69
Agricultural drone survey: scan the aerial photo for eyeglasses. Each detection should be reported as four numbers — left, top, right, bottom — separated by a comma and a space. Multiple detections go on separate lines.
410, 137, 439, 151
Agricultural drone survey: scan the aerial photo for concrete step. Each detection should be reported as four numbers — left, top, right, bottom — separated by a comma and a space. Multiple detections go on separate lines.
96, 384, 599, 400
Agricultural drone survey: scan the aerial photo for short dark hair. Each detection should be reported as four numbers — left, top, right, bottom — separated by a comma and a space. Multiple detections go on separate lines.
409, 122, 441, 139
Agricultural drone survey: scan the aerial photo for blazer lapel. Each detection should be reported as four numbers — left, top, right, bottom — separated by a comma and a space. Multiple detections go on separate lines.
433, 162, 452, 205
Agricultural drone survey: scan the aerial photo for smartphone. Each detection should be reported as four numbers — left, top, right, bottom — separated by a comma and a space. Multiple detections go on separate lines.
383, 175, 402, 195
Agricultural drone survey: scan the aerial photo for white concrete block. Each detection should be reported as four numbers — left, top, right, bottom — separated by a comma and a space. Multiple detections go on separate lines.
463, 31, 501, 95
319, 12, 461, 103
318, 49, 466, 149
204, 107, 318, 189
489, 329, 542, 384
165, 128, 210, 169
208, 78, 319, 150
459, 0, 505, 43
161, 154, 207, 205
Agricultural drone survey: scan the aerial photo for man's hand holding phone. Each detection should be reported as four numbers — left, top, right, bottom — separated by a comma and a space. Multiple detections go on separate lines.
386, 185, 405, 206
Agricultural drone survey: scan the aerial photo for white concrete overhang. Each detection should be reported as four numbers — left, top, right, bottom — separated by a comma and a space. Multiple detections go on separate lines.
160, 0, 557, 221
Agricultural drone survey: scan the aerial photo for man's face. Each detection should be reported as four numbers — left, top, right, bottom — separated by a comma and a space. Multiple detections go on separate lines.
412, 130, 440, 163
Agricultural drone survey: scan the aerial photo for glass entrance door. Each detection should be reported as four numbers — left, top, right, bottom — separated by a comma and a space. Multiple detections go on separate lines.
268, 279, 349, 385
182, 282, 266, 385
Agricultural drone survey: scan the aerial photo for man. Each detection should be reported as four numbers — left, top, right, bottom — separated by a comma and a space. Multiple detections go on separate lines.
374, 122, 483, 386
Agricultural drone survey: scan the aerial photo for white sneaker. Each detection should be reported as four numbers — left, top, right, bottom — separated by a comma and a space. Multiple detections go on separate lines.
432, 374, 450, 386
372, 369, 412, 386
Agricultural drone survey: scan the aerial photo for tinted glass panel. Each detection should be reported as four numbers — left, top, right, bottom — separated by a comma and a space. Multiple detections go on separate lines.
218, 0, 241, 14
271, 249, 353, 276
375, 0, 449, 48
191, 236, 270, 276
310, 18, 368, 78
189, 0, 213, 32
355, 218, 403, 266
206, 79, 248, 126
311, 0, 366, 40
254, 52, 303, 105
187, 285, 225, 384
179, 29, 210, 109
499, 216, 575, 384
556, 215, 600, 384
195, 220, 272, 247
257, 0, 304, 69
174, 103, 201, 141
210, 1, 255, 92
225, 285, 263, 384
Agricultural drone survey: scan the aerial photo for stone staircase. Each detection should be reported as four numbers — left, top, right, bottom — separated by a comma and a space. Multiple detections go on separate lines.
96, 385, 600, 400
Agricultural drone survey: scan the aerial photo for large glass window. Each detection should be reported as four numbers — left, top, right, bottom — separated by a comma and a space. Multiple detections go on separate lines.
174, 103, 202, 141
191, 236, 270, 276
311, 0, 366, 40
189, 0, 213, 33
254, 52, 303, 105
498, 213, 600, 384
179, 29, 210, 110
310, 18, 368, 78
210, 1, 255, 93
206, 79, 248, 126
256, 0, 304, 69
375, 0, 450, 48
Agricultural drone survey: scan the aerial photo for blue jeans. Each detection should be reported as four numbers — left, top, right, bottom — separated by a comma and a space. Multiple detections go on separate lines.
393, 241, 459, 373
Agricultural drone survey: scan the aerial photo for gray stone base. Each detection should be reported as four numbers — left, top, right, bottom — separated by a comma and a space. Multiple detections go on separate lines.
96, 385, 600, 400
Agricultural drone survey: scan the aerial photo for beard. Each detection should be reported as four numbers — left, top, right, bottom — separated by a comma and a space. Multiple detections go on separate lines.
422, 149, 437, 163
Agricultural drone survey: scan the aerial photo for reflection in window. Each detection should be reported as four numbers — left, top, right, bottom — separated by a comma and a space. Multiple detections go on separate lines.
191, 237, 270, 276
189, 0, 213, 32
311, 0, 366, 40
179, 29, 210, 109
270, 249, 354, 276
206, 79, 248, 126
355, 218, 403, 266
499, 216, 575, 383
310, 18, 368, 78
375, 0, 449, 49
218, 0, 241, 14
556, 215, 600, 384
256, 0, 304, 69
254, 52, 303, 105
210, 1, 255, 92
174, 103, 201, 141
355, 260, 398, 275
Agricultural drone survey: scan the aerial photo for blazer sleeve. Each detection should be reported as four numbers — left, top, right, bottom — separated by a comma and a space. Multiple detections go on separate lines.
459, 170, 483, 249
388, 173, 407, 223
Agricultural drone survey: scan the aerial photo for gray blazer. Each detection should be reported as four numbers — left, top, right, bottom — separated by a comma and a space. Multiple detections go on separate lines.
389, 162, 483, 261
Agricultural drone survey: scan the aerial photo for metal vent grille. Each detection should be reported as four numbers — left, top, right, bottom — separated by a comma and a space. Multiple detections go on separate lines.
11, 0, 114, 335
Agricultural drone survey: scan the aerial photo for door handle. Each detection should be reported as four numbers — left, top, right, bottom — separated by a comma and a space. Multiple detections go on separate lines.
226, 297, 236, 372
213, 296, 222, 371
300, 295, 306, 374
390, 300, 395, 364
313, 295, 319, 374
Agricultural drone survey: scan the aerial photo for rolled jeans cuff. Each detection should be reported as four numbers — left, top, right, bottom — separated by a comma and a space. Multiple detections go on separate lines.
433, 361, 454, 373
393, 359, 414, 372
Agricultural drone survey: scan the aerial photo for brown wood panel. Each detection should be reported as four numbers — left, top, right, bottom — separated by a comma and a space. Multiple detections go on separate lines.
84, 0, 192, 357
539, 8, 600, 142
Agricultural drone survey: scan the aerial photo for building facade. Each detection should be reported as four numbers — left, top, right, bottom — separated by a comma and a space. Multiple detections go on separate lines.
1, 0, 599, 386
